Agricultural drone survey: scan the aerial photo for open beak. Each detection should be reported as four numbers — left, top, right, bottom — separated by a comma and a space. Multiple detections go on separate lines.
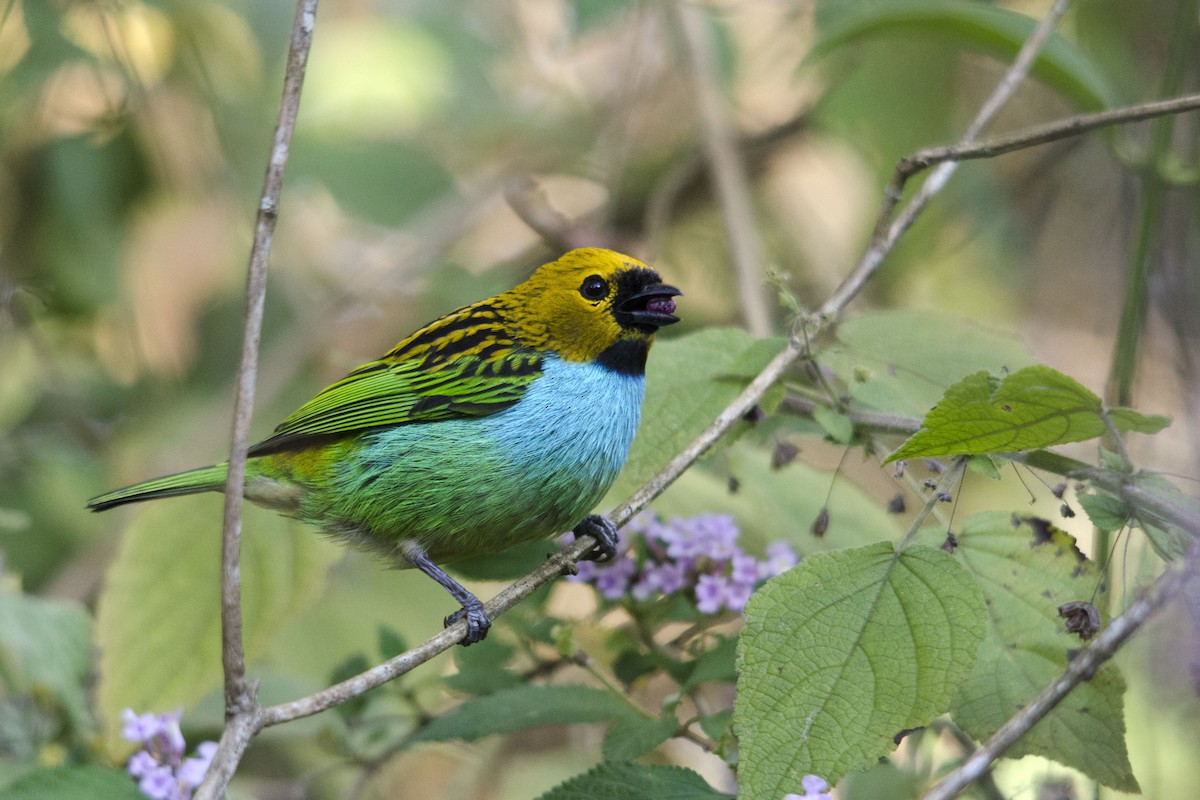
615, 284, 682, 330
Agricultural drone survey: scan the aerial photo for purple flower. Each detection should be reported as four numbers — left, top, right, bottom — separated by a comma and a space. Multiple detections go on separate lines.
122, 709, 163, 743
760, 541, 798, 578
694, 573, 728, 614
654, 560, 689, 594
594, 557, 637, 600
123, 708, 218, 800
783, 774, 833, 799
127, 750, 159, 779
730, 552, 760, 584
569, 511, 800, 615
159, 713, 186, 761
657, 514, 733, 561
178, 741, 218, 787
137, 765, 177, 800
630, 567, 663, 601
724, 580, 755, 613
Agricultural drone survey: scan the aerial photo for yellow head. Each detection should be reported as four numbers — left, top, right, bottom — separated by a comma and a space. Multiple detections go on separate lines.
501, 248, 681, 369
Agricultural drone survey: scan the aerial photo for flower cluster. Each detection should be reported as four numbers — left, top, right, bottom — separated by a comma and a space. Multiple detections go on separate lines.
123, 709, 217, 800
783, 774, 833, 800
569, 511, 797, 613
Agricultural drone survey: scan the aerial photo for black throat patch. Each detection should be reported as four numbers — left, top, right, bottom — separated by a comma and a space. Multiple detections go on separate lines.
595, 337, 651, 376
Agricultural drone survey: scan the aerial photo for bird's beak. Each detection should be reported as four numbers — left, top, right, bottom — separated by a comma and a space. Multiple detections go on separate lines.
616, 284, 682, 330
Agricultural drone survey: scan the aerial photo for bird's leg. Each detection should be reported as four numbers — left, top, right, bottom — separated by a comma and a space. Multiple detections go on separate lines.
401, 543, 490, 646
572, 514, 619, 562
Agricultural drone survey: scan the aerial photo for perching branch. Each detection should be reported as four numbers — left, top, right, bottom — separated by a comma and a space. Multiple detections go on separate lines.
820, 0, 1073, 320
198, 0, 317, 797
892, 93, 1200, 182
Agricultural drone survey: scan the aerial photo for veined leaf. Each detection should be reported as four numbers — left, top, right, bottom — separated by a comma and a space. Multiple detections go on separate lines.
818, 310, 1035, 418
807, 0, 1114, 110
946, 512, 1138, 792
536, 762, 732, 800
612, 328, 787, 497
1130, 473, 1199, 561
0, 591, 93, 735
735, 543, 984, 795
411, 684, 638, 743
885, 365, 1166, 462
601, 714, 679, 761
1076, 491, 1130, 534
1107, 407, 1171, 434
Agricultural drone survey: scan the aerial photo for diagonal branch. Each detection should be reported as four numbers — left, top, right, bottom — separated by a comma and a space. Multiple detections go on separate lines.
820, 0, 1073, 319
921, 550, 1198, 800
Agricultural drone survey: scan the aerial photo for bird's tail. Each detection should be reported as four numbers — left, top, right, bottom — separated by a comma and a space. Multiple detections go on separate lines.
87, 464, 229, 512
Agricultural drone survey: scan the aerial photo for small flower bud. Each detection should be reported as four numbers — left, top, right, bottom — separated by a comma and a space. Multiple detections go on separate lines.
1058, 601, 1100, 640
811, 506, 829, 537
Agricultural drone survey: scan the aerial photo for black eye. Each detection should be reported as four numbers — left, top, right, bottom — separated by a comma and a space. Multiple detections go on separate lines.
579, 274, 609, 301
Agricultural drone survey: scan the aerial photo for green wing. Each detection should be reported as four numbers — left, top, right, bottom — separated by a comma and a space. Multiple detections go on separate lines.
249, 348, 542, 454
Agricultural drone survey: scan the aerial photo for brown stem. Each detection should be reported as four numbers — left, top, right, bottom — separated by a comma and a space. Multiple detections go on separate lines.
198, 1, 318, 797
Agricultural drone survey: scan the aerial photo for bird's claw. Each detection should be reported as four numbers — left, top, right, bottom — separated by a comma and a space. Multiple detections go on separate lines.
444, 599, 491, 646
573, 514, 619, 562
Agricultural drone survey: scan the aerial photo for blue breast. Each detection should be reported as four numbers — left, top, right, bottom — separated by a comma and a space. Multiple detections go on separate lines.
314, 356, 645, 563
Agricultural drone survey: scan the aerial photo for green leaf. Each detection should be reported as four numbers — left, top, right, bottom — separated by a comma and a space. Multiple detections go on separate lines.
376, 626, 409, 660
819, 310, 1035, 418
947, 512, 1138, 792
536, 762, 732, 800
698, 709, 733, 743
735, 543, 984, 795
1076, 491, 1130, 533
807, 0, 1114, 110
611, 328, 788, 498
0, 591, 93, 735
1129, 473, 1199, 561
886, 366, 1122, 462
444, 638, 521, 695
966, 454, 1002, 480
95, 498, 342, 752
3, 766, 144, 800
1107, 407, 1171, 435
812, 405, 854, 444
411, 685, 636, 743
601, 713, 678, 761
681, 634, 738, 691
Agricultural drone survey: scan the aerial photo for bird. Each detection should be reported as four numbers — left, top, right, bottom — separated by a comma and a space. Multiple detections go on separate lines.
88, 248, 681, 645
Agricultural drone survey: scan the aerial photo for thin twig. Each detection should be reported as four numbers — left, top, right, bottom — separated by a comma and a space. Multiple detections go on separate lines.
921, 552, 1197, 800
198, 1, 317, 797
897, 93, 1200, 177
822, 0, 1073, 320
503, 175, 580, 252
675, 1, 773, 337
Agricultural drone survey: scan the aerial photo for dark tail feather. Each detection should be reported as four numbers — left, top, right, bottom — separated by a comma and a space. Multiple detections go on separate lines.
87, 464, 228, 512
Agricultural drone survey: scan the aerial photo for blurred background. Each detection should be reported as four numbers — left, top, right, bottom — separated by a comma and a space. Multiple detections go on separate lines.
1, 0, 1197, 798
